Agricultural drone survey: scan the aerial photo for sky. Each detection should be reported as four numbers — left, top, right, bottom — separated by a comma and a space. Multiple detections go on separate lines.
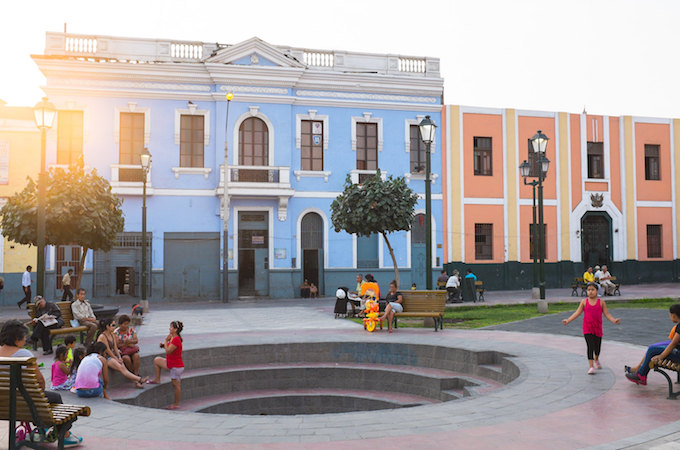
0, 0, 678, 118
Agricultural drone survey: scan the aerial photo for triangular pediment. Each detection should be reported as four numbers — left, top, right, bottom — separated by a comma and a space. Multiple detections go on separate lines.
205, 37, 304, 68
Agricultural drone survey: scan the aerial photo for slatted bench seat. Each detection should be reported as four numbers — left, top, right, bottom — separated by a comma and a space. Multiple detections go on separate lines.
393, 290, 446, 332
475, 281, 485, 302
650, 358, 680, 399
28, 301, 88, 344
0, 355, 91, 449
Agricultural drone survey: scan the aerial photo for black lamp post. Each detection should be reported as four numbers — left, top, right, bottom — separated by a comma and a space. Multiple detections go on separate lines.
222, 92, 233, 302
530, 130, 550, 300
32, 97, 57, 298
419, 115, 436, 290
140, 148, 151, 312
519, 160, 538, 293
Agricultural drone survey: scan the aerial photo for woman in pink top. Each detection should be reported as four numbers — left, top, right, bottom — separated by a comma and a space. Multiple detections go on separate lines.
563, 282, 621, 374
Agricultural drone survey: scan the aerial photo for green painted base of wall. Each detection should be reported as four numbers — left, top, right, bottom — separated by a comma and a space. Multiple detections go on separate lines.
443, 260, 680, 291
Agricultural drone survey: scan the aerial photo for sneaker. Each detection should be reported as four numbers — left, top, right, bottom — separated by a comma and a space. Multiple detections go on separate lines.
625, 372, 647, 385
588, 367, 596, 375
594, 360, 602, 370
63, 435, 83, 448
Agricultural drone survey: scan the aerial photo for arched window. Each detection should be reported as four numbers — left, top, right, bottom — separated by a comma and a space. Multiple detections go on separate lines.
301, 213, 323, 249
239, 117, 269, 166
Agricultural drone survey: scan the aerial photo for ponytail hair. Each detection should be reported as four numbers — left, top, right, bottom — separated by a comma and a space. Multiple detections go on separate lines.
171, 320, 184, 342
96, 317, 114, 340
87, 341, 107, 356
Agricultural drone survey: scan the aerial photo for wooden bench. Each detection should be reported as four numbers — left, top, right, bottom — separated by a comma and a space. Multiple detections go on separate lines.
650, 358, 680, 399
0, 355, 91, 449
570, 277, 585, 297
27, 302, 89, 345
610, 276, 621, 296
393, 290, 446, 332
475, 280, 485, 302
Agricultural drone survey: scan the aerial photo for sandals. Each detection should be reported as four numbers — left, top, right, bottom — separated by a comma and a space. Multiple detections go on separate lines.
135, 376, 149, 388
146, 379, 159, 385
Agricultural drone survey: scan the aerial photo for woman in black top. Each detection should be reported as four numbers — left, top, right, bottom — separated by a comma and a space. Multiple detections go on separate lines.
380, 280, 403, 333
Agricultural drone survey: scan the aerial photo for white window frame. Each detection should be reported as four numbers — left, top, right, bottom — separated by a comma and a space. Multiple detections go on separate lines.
232, 106, 275, 166
404, 115, 436, 154
114, 102, 150, 147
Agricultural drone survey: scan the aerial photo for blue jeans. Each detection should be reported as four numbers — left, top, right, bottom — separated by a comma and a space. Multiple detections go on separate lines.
76, 381, 103, 398
638, 340, 680, 376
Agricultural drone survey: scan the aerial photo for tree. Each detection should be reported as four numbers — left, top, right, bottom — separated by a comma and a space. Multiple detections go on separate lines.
1, 164, 125, 290
330, 171, 419, 288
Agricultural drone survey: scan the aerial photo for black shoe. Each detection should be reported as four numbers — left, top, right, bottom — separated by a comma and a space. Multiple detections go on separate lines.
43, 349, 53, 356
17, 301, 23, 309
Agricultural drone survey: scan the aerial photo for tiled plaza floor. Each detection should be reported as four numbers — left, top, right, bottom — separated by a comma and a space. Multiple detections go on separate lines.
2, 283, 680, 449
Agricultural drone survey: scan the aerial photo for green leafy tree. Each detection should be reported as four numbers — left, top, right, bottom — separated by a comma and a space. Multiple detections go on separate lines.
1, 164, 124, 290
330, 171, 419, 288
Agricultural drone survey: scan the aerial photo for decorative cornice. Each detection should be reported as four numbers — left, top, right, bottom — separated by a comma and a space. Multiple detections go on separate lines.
296, 90, 438, 104
219, 85, 288, 95
49, 78, 211, 92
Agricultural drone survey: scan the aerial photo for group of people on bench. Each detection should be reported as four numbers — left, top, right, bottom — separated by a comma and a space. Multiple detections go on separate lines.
583, 264, 616, 296
437, 268, 477, 303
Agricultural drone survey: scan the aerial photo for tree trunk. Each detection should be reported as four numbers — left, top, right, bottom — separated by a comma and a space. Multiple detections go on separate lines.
382, 232, 400, 288
74, 247, 88, 291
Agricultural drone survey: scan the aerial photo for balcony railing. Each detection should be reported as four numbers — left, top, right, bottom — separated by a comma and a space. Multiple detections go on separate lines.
218, 165, 292, 192
43, 32, 440, 77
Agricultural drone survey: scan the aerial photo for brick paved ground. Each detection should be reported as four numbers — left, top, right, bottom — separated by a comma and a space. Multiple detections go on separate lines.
2, 283, 680, 449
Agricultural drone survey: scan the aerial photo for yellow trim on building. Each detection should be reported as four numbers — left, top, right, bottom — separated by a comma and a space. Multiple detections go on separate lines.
449, 105, 462, 261
505, 109, 518, 261
675, 119, 680, 259
623, 116, 636, 259
558, 112, 570, 261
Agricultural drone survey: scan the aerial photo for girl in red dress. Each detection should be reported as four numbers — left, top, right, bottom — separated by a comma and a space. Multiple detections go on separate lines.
149, 320, 184, 409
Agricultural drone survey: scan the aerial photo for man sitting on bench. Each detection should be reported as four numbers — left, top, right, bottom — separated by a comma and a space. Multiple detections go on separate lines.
29, 296, 64, 355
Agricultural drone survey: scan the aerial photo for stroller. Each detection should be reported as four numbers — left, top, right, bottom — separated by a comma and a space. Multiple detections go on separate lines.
334, 287, 362, 318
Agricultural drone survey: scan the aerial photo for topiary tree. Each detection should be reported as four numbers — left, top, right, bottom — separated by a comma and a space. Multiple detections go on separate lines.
1, 164, 125, 290
330, 171, 419, 288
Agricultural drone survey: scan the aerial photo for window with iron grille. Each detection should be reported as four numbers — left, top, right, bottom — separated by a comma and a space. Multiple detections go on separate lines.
356, 122, 378, 171
57, 111, 83, 166
409, 125, 426, 173
301, 120, 323, 171
645, 144, 660, 180
180, 115, 204, 167
239, 117, 268, 166
119, 112, 144, 165
529, 223, 547, 260
301, 213, 323, 249
647, 224, 662, 258
473, 137, 492, 176
475, 223, 493, 260
587, 142, 604, 179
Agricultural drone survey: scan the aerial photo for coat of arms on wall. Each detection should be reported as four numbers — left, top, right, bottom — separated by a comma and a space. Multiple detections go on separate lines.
591, 193, 604, 208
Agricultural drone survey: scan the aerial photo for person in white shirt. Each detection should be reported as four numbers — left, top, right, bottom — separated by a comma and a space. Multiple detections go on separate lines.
446, 269, 461, 303
61, 269, 74, 301
593, 265, 604, 295
17, 265, 32, 309
598, 265, 616, 296
71, 288, 98, 344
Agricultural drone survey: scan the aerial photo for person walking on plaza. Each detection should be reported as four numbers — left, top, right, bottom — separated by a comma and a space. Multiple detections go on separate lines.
71, 288, 98, 344
17, 265, 32, 309
149, 320, 185, 410
562, 282, 621, 374
29, 296, 64, 355
61, 269, 74, 301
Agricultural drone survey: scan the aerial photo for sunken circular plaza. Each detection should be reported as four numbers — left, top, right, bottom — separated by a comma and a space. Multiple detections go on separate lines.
111, 342, 518, 415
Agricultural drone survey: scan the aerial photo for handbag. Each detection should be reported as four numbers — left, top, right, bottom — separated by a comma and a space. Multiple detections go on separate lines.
119, 345, 140, 356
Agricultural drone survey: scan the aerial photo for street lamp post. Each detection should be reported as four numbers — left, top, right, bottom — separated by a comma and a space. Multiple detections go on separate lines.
530, 130, 550, 300
222, 92, 233, 302
519, 160, 539, 297
140, 148, 151, 312
32, 97, 57, 298
419, 115, 436, 290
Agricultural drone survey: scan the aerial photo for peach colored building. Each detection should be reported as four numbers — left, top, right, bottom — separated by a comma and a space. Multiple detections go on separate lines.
442, 106, 680, 288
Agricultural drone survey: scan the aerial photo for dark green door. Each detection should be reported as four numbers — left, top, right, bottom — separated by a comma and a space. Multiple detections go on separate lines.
581, 212, 612, 268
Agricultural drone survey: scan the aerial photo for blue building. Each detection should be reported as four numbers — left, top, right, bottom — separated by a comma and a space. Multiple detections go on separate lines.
32, 32, 444, 300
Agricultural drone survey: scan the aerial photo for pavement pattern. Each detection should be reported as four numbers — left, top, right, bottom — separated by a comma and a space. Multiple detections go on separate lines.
2, 283, 680, 449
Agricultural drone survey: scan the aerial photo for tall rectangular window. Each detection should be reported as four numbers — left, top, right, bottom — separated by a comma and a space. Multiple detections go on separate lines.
356, 123, 378, 170
473, 137, 492, 176
529, 223, 547, 260
301, 120, 323, 171
647, 225, 662, 258
57, 111, 83, 165
587, 142, 604, 179
180, 115, 204, 167
475, 223, 493, 260
644, 144, 660, 180
119, 112, 145, 165
409, 125, 426, 173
